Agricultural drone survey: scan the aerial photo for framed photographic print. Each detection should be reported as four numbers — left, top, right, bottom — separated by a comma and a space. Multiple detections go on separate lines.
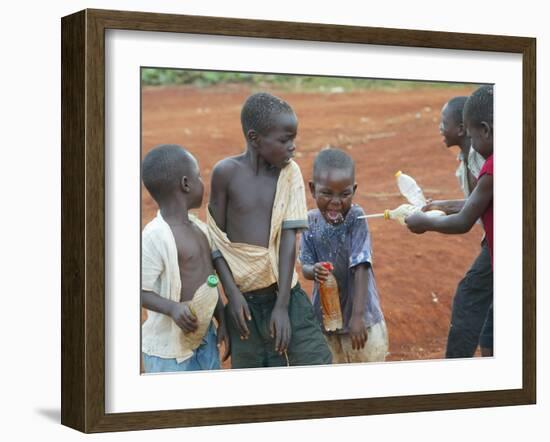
61, 8, 536, 433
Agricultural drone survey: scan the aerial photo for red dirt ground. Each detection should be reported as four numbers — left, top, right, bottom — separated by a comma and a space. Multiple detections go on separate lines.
141, 84, 483, 364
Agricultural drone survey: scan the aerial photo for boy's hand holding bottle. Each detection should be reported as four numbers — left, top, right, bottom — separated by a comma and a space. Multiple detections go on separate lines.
312, 262, 331, 283
170, 302, 198, 333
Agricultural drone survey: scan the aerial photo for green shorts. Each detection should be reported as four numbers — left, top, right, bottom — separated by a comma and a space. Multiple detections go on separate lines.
227, 284, 332, 368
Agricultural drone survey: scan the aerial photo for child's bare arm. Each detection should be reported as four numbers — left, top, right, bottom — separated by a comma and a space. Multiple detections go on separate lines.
141, 290, 197, 333
406, 174, 493, 234
213, 257, 251, 339
422, 199, 466, 215
350, 264, 369, 350
270, 229, 296, 354
301, 264, 315, 280
209, 160, 233, 232
213, 295, 230, 361
209, 160, 251, 339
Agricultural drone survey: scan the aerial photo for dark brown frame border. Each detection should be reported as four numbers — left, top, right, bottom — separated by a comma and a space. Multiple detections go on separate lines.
61, 8, 536, 433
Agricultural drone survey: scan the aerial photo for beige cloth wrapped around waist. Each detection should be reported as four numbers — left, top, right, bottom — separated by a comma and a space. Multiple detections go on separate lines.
207, 209, 281, 293
207, 209, 300, 293
206, 160, 307, 294
142, 281, 218, 363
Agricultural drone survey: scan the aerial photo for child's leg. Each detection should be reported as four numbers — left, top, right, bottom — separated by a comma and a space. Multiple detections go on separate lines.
479, 303, 494, 356
339, 320, 389, 363
446, 241, 493, 358
284, 284, 333, 366
142, 324, 221, 373
226, 293, 273, 368
142, 353, 195, 373
324, 334, 347, 364
195, 322, 221, 370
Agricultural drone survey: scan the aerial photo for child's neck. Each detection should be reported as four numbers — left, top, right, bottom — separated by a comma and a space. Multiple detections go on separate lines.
159, 197, 192, 226
458, 137, 471, 157
245, 144, 276, 175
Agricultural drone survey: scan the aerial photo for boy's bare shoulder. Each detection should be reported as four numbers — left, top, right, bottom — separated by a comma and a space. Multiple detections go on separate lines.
211, 154, 247, 184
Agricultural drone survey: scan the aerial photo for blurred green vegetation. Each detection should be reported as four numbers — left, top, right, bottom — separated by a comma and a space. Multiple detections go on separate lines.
141, 68, 476, 92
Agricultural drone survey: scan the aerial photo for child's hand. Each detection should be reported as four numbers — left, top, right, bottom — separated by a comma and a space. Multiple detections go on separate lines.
227, 291, 251, 340
422, 200, 448, 214
405, 212, 430, 234
349, 314, 368, 350
313, 262, 331, 283
170, 302, 198, 333
270, 305, 291, 355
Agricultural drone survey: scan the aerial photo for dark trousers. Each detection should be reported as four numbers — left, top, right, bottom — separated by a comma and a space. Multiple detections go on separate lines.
446, 241, 493, 358
227, 284, 333, 368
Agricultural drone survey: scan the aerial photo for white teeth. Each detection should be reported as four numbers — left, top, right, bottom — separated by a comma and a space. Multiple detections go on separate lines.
327, 211, 343, 223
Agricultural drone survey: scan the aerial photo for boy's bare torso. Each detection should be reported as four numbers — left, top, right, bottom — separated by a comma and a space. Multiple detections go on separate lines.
168, 222, 214, 302
214, 155, 280, 248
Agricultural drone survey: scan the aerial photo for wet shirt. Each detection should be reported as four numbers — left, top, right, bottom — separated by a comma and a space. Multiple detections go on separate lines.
299, 204, 384, 333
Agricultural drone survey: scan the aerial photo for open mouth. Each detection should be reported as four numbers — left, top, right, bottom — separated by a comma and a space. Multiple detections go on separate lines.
325, 210, 344, 224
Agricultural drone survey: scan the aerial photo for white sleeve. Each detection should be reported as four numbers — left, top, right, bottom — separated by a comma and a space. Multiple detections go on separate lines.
141, 230, 164, 292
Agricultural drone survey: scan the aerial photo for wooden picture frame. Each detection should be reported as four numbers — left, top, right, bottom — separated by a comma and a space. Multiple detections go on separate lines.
61, 8, 536, 433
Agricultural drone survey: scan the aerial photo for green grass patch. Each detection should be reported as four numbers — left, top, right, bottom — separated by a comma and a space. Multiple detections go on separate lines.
141, 68, 477, 92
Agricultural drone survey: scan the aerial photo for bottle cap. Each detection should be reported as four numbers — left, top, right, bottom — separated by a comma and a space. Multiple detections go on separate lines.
384, 209, 390, 220
395, 170, 402, 177
207, 274, 219, 287
321, 262, 334, 272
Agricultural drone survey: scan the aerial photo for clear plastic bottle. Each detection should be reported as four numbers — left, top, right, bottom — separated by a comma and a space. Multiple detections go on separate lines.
319, 262, 343, 332
384, 204, 417, 225
383, 204, 445, 225
395, 170, 426, 207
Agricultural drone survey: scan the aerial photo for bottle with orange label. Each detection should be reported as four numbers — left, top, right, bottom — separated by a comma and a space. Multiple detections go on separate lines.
319, 262, 343, 332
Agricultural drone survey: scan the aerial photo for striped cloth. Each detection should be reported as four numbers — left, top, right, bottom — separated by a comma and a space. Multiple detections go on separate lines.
207, 160, 309, 293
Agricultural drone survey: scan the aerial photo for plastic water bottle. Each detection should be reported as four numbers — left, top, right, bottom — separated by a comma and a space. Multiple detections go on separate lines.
319, 262, 343, 331
383, 204, 445, 225
383, 204, 417, 225
395, 171, 426, 207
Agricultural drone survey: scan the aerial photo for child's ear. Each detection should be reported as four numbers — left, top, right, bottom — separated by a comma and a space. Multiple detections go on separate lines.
352, 183, 358, 194
308, 181, 316, 197
180, 176, 190, 193
247, 129, 259, 147
481, 121, 492, 139
457, 123, 466, 137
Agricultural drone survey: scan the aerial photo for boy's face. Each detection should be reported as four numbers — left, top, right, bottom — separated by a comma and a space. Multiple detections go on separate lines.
183, 155, 205, 209
464, 117, 493, 159
439, 103, 464, 148
252, 112, 298, 169
309, 168, 356, 225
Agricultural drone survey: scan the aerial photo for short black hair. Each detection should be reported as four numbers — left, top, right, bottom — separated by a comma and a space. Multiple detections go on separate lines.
142, 144, 194, 203
464, 85, 494, 128
240, 92, 294, 135
445, 96, 468, 124
313, 147, 355, 181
